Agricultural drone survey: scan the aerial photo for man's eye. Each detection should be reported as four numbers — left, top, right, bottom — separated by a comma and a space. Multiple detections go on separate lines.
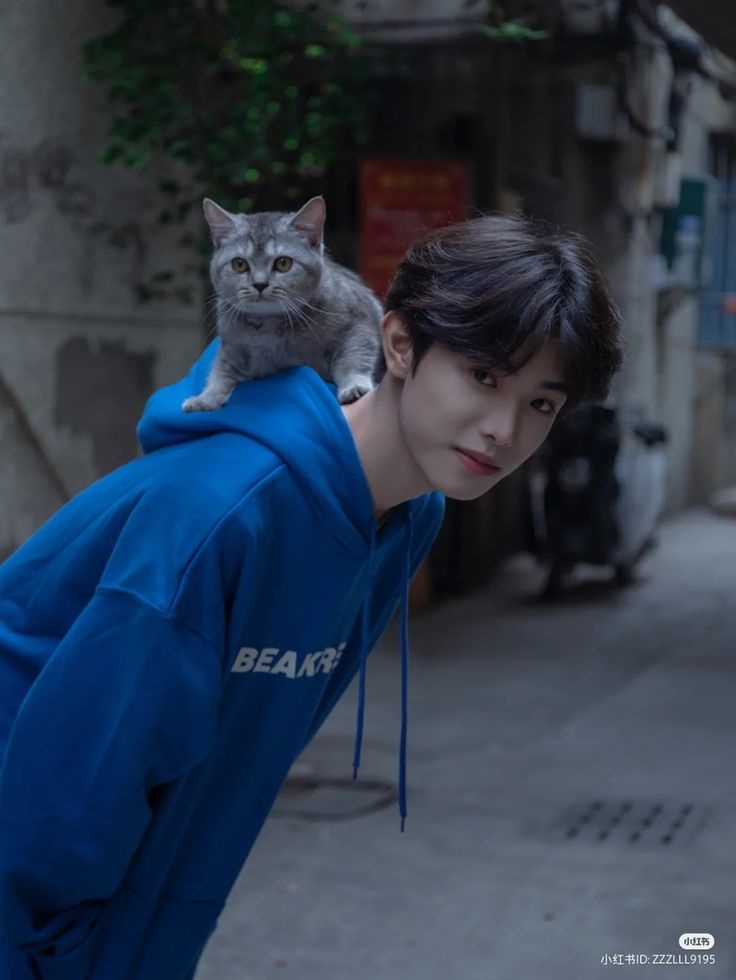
471, 369, 497, 387
532, 399, 557, 416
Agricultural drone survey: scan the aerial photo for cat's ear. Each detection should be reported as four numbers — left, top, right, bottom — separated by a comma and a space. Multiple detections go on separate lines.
203, 198, 238, 247
289, 196, 326, 249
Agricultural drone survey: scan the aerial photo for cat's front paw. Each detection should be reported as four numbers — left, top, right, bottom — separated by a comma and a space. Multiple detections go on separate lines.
181, 392, 227, 413
337, 378, 375, 405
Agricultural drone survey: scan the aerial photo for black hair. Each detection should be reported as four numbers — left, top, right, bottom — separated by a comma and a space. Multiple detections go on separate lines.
376, 212, 625, 411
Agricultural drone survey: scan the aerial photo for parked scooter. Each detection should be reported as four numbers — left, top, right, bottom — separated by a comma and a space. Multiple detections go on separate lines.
524, 401, 669, 597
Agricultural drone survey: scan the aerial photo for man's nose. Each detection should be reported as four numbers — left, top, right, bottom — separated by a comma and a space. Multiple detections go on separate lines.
483, 403, 519, 448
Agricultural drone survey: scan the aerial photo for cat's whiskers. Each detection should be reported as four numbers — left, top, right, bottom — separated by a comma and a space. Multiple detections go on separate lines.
294, 298, 343, 320
222, 303, 241, 337
280, 295, 320, 342
273, 289, 316, 335
278, 295, 308, 338
208, 297, 243, 341
275, 294, 296, 336
280, 291, 342, 325
202, 295, 223, 340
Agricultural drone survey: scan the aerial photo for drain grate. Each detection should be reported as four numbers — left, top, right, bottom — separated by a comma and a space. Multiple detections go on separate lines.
272, 775, 397, 822
556, 799, 713, 849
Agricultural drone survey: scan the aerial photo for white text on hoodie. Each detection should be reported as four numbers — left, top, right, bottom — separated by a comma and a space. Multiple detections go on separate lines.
231, 643, 348, 679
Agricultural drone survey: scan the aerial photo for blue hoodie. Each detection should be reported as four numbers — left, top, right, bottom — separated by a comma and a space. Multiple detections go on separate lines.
0, 340, 445, 980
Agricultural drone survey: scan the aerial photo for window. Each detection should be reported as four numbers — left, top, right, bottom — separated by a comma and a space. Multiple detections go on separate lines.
699, 136, 736, 350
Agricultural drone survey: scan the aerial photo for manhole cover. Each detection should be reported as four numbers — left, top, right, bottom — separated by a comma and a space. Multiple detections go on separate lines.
273, 775, 397, 822
553, 799, 713, 849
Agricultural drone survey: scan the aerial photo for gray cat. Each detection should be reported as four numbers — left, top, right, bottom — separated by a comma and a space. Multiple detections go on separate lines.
181, 196, 382, 412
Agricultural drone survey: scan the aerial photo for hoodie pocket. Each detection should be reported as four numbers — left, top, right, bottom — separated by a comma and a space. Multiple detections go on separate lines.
0, 933, 37, 980
18, 885, 223, 980
90, 884, 224, 980
26, 918, 104, 980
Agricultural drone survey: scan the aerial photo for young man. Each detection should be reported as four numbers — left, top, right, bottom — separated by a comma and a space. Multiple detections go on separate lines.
0, 213, 622, 980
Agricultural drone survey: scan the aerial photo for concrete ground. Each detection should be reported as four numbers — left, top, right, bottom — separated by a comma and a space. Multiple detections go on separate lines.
196, 506, 736, 980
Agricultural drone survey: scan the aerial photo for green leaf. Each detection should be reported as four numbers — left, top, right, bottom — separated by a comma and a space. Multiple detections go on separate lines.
159, 177, 180, 195
481, 23, 549, 41
168, 139, 193, 160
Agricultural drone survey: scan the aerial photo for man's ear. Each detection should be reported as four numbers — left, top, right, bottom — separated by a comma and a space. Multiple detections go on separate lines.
381, 311, 414, 380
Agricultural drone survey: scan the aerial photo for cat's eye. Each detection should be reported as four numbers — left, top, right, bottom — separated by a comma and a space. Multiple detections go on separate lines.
273, 256, 293, 272
231, 257, 249, 273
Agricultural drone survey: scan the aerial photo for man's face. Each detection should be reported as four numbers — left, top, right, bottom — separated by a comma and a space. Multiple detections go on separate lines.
396, 335, 568, 500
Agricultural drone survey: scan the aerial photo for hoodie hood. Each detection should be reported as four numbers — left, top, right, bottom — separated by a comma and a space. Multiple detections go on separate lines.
138, 340, 377, 556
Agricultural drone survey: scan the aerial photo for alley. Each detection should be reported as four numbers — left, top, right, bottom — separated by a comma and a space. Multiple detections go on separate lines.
197, 507, 736, 980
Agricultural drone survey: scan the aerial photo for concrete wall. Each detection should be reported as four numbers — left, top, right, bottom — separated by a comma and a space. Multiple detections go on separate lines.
0, 0, 204, 557
614, 46, 736, 511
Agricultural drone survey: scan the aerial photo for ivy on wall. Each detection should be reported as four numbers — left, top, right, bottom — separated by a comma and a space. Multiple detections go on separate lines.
83, 0, 374, 303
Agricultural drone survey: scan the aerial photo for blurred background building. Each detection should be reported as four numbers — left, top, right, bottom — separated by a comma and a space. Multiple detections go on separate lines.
1, 0, 735, 600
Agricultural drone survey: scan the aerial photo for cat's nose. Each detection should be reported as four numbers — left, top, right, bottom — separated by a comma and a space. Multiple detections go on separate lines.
253, 282, 269, 294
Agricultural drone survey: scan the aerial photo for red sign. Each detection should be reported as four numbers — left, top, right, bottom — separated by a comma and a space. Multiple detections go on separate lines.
359, 159, 469, 299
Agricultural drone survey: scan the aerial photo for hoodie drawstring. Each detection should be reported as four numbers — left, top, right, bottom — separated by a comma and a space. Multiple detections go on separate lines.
351, 510, 414, 832
398, 509, 413, 831
352, 523, 376, 781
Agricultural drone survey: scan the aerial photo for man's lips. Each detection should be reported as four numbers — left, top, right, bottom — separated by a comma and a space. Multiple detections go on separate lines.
455, 447, 501, 474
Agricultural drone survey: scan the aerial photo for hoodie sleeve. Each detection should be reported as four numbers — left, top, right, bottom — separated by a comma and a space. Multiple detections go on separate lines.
0, 588, 221, 963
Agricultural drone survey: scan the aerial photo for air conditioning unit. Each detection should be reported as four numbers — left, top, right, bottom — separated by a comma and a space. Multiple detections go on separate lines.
575, 84, 629, 142
652, 148, 682, 209
560, 0, 620, 34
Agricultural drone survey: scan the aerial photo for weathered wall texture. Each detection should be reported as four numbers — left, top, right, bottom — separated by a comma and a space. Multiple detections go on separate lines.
0, 0, 204, 557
